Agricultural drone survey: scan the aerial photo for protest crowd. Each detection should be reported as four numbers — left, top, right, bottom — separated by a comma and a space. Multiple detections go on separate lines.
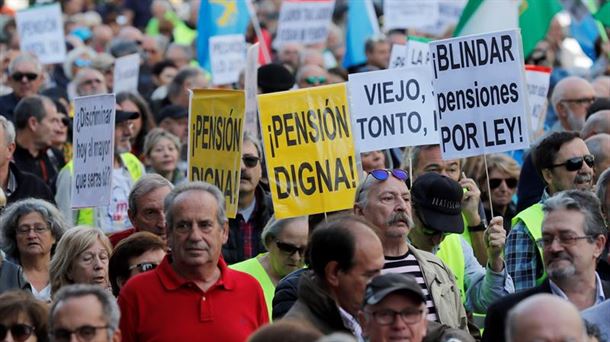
0, 0, 609, 341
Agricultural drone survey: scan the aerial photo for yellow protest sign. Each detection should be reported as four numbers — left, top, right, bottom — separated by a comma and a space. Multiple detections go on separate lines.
188, 89, 244, 218
258, 83, 358, 218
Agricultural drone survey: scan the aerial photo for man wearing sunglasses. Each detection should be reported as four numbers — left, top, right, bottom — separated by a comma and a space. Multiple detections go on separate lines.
507, 131, 595, 291
407, 173, 513, 316
354, 168, 468, 332
0, 53, 44, 123
223, 133, 274, 264
484, 190, 610, 342
296, 64, 329, 89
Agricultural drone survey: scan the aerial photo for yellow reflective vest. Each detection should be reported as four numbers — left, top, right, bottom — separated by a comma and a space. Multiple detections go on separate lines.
437, 234, 466, 302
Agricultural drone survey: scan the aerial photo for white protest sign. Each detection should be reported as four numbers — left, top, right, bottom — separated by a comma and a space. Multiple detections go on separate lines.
16, 3, 66, 65
71, 94, 115, 209
244, 43, 260, 136
406, 36, 431, 66
347, 66, 438, 153
430, 29, 529, 159
209, 34, 246, 85
525, 65, 552, 136
384, 0, 439, 31
389, 44, 407, 69
113, 53, 140, 94
273, 0, 335, 48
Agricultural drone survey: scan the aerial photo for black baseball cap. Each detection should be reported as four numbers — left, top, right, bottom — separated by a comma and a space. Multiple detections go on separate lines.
411, 172, 464, 234
116, 110, 139, 124
364, 273, 425, 306
155, 105, 188, 124
258, 64, 295, 94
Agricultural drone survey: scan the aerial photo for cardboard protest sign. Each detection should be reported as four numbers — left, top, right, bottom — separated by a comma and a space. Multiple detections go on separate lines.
113, 53, 140, 94
71, 94, 115, 209
384, 0, 439, 31
16, 3, 66, 64
209, 34, 246, 85
347, 66, 438, 153
273, 0, 335, 48
258, 84, 358, 218
430, 29, 530, 159
524, 65, 552, 137
244, 43, 260, 136
188, 89, 245, 218
389, 44, 407, 69
406, 36, 431, 66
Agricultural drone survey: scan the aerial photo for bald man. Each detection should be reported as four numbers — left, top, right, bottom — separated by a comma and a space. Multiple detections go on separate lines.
551, 76, 596, 132
582, 110, 610, 139
585, 133, 610, 182
505, 294, 587, 342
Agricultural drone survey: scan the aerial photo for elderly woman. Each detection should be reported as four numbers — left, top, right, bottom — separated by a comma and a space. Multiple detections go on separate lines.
478, 153, 521, 232
0, 199, 67, 301
143, 128, 185, 185
49, 226, 112, 297
0, 290, 49, 342
230, 216, 308, 318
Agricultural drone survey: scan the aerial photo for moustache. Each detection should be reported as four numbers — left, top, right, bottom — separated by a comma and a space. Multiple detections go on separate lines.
547, 251, 572, 263
387, 212, 413, 227
574, 173, 592, 183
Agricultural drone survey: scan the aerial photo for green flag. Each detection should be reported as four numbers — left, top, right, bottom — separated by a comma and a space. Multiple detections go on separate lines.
519, 0, 563, 58
595, 2, 610, 27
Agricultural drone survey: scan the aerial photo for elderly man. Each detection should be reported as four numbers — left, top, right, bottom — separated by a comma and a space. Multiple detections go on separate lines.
506, 132, 595, 290
581, 110, 610, 139
585, 133, 610, 182
484, 190, 610, 342
296, 64, 329, 89
109, 174, 173, 246
74, 68, 108, 97
13, 95, 65, 189
0, 53, 44, 122
354, 169, 468, 331
505, 294, 587, 342
222, 133, 274, 264
153, 67, 207, 113
49, 284, 121, 342
407, 173, 514, 314
283, 215, 385, 337
550, 76, 597, 132
118, 182, 268, 341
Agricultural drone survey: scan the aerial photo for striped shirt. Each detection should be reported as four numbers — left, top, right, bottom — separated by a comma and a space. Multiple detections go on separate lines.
382, 251, 439, 322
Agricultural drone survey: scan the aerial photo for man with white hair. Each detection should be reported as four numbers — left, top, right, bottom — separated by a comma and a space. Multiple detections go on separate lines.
550, 76, 596, 132
0, 53, 44, 122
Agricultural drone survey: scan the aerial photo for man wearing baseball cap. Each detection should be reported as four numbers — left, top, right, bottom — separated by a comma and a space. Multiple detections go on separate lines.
408, 173, 514, 315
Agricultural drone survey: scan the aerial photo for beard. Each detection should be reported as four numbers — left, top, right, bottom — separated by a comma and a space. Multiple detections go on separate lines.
566, 108, 585, 131
546, 251, 576, 280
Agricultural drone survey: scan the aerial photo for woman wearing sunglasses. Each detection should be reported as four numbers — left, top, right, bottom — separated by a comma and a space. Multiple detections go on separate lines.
0, 290, 49, 342
478, 154, 521, 232
230, 216, 308, 319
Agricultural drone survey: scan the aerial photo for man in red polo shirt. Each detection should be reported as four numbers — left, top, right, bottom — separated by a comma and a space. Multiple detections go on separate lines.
118, 182, 268, 341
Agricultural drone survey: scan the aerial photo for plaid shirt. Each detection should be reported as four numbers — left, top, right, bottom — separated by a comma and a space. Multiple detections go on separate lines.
505, 191, 550, 291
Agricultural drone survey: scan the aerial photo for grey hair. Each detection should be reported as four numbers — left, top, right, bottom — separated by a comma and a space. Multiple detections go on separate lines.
596, 168, 610, 219
354, 174, 379, 210
50, 284, 120, 339
128, 174, 173, 215
543, 190, 607, 238
243, 131, 263, 159
164, 181, 228, 231
0, 198, 68, 260
586, 134, 610, 170
62, 46, 97, 79
8, 53, 42, 75
167, 67, 204, 99
0, 116, 16, 145
296, 64, 328, 84
166, 43, 194, 61
143, 128, 181, 159
261, 215, 308, 250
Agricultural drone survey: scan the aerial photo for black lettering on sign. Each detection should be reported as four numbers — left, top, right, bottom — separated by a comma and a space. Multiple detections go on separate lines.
191, 167, 239, 206
190, 111, 242, 157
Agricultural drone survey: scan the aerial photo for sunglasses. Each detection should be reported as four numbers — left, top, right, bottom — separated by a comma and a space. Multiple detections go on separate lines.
0, 324, 35, 342
51, 325, 108, 342
305, 76, 327, 85
243, 155, 260, 168
368, 169, 409, 182
550, 155, 594, 172
11, 72, 38, 82
128, 262, 158, 273
489, 178, 518, 189
275, 240, 306, 256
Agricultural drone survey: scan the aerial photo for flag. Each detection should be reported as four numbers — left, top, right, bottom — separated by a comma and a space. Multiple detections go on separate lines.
595, 2, 610, 26
196, 0, 251, 71
342, 0, 380, 69
454, 0, 562, 58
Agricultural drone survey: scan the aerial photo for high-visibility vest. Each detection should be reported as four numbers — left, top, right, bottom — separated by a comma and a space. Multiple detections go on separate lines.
512, 203, 547, 285
65, 152, 144, 225
437, 234, 466, 302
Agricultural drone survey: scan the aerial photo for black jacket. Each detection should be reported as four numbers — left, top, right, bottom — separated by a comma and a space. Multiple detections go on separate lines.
7, 162, 54, 205
273, 268, 307, 320
222, 185, 274, 265
483, 278, 610, 342
0, 92, 20, 123
13, 144, 64, 192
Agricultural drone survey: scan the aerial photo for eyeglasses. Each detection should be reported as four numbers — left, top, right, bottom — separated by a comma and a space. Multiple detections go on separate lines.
536, 234, 593, 248
275, 240, 306, 256
16, 225, 50, 235
11, 72, 39, 82
51, 325, 109, 342
243, 155, 260, 168
80, 78, 103, 87
304, 76, 327, 85
0, 323, 35, 342
365, 308, 424, 325
560, 97, 596, 106
550, 155, 594, 172
368, 169, 409, 182
128, 262, 158, 273
489, 178, 518, 189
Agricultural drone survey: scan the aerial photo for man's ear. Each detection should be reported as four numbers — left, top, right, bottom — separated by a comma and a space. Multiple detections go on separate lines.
324, 260, 340, 287
593, 234, 606, 259
27, 116, 38, 131
354, 204, 364, 216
